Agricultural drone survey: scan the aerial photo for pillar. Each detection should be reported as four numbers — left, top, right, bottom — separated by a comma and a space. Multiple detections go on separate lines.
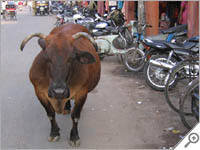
144, 1, 159, 36
187, 1, 199, 38
124, 1, 135, 23
97, 1, 105, 16
105, 0, 109, 12
138, 1, 145, 24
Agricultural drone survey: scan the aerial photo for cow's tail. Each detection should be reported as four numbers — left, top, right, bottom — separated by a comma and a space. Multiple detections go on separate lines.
20, 33, 46, 51
72, 32, 98, 51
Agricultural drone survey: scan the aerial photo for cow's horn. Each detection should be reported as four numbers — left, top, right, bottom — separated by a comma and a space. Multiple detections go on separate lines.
72, 32, 98, 50
20, 33, 46, 51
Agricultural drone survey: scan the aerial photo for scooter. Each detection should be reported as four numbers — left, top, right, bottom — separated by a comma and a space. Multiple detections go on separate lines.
94, 19, 133, 59
72, 20, 139, 62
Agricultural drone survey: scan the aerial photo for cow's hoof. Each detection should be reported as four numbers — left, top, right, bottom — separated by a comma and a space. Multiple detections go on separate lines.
48, 135, 60, 142
69, 139, 80, 147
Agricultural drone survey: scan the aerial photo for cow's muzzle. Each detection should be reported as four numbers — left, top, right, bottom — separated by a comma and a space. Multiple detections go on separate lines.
48, 86, 70, 99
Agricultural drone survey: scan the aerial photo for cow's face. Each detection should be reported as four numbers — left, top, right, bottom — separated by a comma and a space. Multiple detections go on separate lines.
38, 36, 96, 100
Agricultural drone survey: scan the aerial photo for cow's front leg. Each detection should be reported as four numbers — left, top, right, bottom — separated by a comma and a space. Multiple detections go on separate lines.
37, 96, 60, 142
47, 109, 60, 142
69, 94, 87, 147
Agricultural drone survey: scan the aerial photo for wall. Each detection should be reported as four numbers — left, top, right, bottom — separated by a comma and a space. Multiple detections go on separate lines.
187, 1, 199, 38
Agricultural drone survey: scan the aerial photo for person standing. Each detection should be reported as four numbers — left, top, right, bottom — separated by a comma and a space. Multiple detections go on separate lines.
97, 1, 105, 16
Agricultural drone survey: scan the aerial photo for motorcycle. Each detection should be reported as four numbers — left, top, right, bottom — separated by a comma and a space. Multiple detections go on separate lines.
123, 23, 188, 72
50, 3, 63, 15
72, 19, 134, 60
73, 9, 123, 37
91, 9, 125, 37
143, 36, 199, 91
89, 13, 116, 36
72, 12, 116, 36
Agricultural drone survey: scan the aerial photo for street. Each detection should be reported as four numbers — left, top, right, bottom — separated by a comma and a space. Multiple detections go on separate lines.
1, 7, 188, 149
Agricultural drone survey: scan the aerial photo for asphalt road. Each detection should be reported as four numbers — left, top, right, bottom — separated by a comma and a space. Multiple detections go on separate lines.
1, 7, 188, 149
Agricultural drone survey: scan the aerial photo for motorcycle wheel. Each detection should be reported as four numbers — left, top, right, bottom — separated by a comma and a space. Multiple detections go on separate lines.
123, 48, 145, 72
144, 54, 177, 91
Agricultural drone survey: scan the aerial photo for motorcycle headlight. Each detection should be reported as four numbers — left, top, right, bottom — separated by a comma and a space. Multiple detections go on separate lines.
45, 6, 47, 8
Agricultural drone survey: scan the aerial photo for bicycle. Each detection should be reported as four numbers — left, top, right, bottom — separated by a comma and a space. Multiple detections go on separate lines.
164, 54, 199, 113
179, 77, 199, 129
123, 21, 152, 72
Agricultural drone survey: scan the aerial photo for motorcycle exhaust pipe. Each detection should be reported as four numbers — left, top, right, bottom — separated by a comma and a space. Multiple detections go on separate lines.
149, 60, 174, 69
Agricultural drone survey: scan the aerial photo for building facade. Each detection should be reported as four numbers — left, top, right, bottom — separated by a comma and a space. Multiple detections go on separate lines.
97, 1, 199, 37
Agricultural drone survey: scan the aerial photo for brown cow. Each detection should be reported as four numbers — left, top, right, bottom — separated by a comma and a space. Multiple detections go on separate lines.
20, 23, 101, 146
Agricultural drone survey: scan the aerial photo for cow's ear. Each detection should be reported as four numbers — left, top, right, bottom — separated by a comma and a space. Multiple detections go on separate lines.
38, 38, 46, 50
73, 49, 96, 64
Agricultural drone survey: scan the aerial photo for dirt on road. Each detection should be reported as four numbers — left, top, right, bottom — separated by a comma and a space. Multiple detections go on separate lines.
85, 56, 188, 149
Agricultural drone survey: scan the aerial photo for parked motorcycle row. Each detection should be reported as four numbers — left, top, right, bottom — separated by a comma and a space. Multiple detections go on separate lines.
51, 3, 199, 129
124, 23, 199, 129
121, 21, 199, 129
128, 25, 199, 129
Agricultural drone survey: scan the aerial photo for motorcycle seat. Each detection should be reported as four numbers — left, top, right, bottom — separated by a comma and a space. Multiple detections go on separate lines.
163, 41, 196, 50
105, 26, 115, 31
161, 24, 187, 34
92, 32, 104, 36
143, 39, 168, 50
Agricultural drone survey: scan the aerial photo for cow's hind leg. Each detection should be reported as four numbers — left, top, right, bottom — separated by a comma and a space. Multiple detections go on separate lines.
37, 94, 60, 142
69, 93, 87, 147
